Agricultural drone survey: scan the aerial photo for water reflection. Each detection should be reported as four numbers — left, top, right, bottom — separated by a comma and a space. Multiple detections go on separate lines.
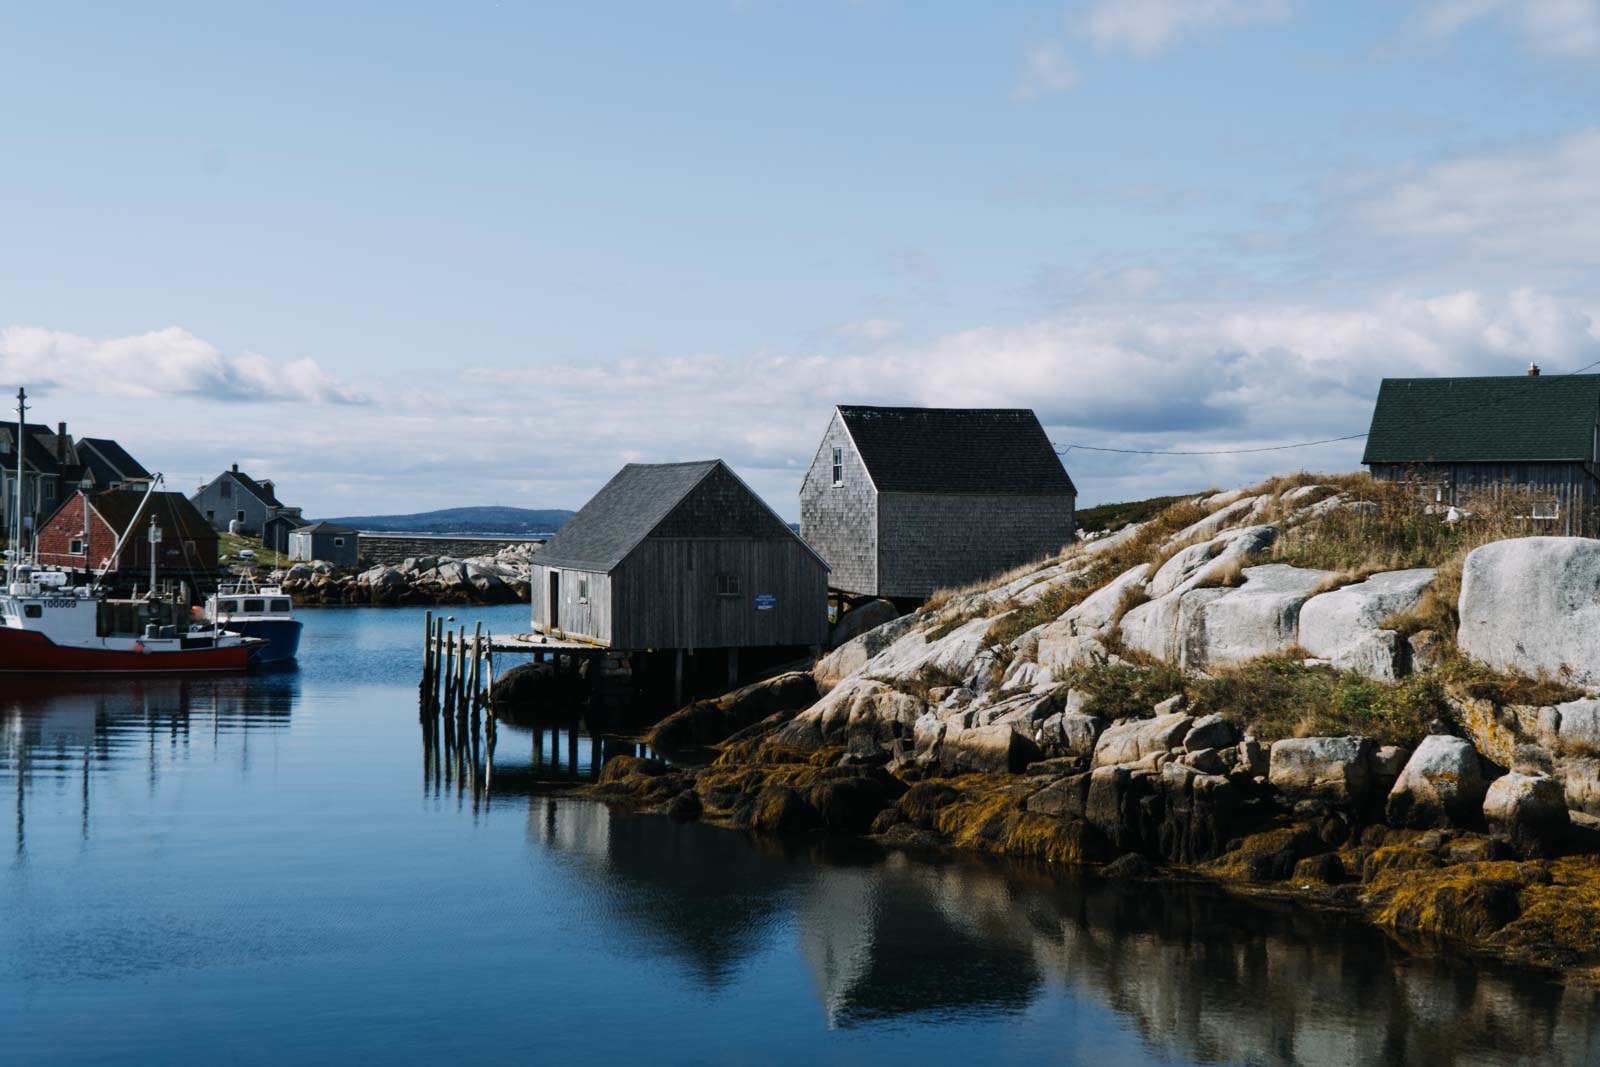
528, 798, 1600, 1065
2, 674, 295, 859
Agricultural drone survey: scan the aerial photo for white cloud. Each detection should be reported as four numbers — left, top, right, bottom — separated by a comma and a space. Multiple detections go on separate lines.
1014, 42, 1079, 99
1345, 127, 1600, 266
0, 325, 365, 405
1079, 0, 1290, 56
12, 289, 1596, 517
1424, 0, 1600, 58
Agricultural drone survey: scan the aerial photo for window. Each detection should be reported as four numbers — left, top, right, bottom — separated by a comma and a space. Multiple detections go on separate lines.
716, 573, 740, 597
220, 481, 232, 499
24, 605, 41, 619
1532, 500, 1560, 521
831, 447, 843, 486
271, 599, 292, 614
69, 538, 83, 554
205, 510, 215, 523
236, 510, 245, 523
578, 576, 589, 602
334, 537, 345, 547
219, 599, 240, 613
243, 599, 265, 613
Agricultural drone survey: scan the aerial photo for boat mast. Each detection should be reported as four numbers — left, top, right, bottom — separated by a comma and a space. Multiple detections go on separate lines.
10, 387, 25, 587
92, 473, 163, 592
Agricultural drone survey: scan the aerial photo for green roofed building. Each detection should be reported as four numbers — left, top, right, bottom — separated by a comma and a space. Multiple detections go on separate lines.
1362, 366, 1600, 536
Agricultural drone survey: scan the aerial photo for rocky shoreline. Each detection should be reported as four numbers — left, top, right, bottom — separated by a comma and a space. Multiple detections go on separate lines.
275, 543, 536, 605
572, 478, 1600, 982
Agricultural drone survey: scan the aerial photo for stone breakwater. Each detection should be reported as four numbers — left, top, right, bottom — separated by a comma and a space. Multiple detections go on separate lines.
586, 484, 1600, 980
277, 543, 536, 605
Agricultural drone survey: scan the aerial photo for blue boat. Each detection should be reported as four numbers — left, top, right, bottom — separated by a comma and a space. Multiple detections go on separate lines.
204, 578, 303, 666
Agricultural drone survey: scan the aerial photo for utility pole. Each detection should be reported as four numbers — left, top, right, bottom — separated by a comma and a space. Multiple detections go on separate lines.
10, 387, 26, 586
148, 515, 162, 597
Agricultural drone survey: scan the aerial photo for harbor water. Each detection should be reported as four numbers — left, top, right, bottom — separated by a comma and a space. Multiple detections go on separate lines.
3, 606, 1598, 1065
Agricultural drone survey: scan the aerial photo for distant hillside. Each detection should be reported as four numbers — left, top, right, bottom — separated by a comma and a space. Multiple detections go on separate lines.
1075, 494, 1195, 535
321, 506, 574, 536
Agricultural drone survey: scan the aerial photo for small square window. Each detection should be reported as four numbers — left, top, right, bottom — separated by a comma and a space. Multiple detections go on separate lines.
334, 537, 345, 547
1532, 500, 1560, 520
24, 605, 42, 619
716, 574, 740, 597
578, 577, 590, 602
69, 538, 83, 554
831, 447, 843, 487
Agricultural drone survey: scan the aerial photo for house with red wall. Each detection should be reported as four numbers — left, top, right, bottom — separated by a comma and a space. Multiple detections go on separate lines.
35, 489, 219, 581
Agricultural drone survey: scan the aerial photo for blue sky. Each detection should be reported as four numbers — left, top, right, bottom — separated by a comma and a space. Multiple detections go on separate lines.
3, 1, 1599, 519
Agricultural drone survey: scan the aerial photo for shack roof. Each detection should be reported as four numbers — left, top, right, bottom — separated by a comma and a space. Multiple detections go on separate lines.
78, 437, 151, 482
534, 461, 722, 572
88, 490, 217, 543
297, 520, 353, 535
229, 470, 284, 507
1362, 374, 1600, 464
834, 406, 1076, 495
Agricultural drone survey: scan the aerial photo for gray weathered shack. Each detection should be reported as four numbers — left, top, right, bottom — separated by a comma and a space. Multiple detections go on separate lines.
191, 463, 290, 536
530, 460, 829, 652
800, 406, 1077, 601
289, 521, 359, 566
1363, 368, 1600, 536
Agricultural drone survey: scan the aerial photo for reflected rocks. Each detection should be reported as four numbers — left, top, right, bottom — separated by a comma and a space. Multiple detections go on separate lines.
535, 801, 1600, 1063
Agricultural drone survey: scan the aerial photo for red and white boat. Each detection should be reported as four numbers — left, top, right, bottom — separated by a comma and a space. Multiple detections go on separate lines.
1, 387, 261, 673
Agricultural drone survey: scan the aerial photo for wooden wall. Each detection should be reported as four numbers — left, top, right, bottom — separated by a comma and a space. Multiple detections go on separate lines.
1369, 461, 1600, 536
610, 537, 829, 650
799, 410, 879, 596
877, 490, 1077, 600
530, 563, 612, 645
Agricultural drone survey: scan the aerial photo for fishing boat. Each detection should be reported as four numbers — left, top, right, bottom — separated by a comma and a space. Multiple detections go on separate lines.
202, 574, 303, 666
0, 387, 262, 673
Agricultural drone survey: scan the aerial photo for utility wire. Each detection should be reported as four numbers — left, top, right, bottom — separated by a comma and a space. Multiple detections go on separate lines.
1055, 356, 1600, 459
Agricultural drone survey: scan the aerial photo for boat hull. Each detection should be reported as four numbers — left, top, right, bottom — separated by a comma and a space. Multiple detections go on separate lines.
0, 627, 252, 673
232, 618, 303, 665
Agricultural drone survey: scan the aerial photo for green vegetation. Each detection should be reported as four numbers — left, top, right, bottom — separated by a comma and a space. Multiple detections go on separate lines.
218, 531, 276, 574
1075, 494, 1196, 535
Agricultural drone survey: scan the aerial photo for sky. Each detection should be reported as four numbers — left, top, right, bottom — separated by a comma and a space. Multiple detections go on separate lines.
3, 0, 1600, 520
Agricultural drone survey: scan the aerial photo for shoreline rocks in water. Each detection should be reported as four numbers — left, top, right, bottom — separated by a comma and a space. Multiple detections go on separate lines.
586, 480, 1600, 982
276, 543, 536, 605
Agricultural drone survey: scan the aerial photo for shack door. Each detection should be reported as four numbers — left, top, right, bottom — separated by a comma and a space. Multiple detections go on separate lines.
548, 571, 560, 630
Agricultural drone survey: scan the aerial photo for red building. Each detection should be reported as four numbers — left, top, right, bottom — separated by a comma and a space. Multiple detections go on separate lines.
35, 489, 220, 581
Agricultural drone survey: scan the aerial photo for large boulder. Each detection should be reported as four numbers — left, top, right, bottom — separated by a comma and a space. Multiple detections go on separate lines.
1298, 568, 1435, 680
935, 722, 1041, 775
647, 671, 819, 749
1145, 525, 1278, 600
1483, 772, 1569, 857
1458, 537, 1600, 685
1119, 563, 1328, 669
790, 677, 922, 745
1386, 735, 1492, 829
1092, 711, 1193, 768
830, 599, 900, 649
1267, 736, 1375, 810
812, 613, 918, 692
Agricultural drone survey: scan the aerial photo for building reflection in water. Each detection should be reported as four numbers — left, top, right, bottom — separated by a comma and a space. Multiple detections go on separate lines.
519, 795, 1600, 1065
1, 674, 295, 858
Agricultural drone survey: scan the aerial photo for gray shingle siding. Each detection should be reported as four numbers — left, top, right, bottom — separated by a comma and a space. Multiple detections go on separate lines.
192, 471, 279, 535
877, 491, 1075, 599
799, 412, 878, 597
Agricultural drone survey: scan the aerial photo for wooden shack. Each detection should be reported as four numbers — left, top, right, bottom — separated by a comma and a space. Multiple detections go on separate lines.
530, 460, 829, 656
800, 405, 1077, 602
1363, 368, 1600, 536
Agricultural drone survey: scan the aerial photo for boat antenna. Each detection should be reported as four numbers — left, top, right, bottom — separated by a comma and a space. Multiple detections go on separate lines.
10, 387, 25, 588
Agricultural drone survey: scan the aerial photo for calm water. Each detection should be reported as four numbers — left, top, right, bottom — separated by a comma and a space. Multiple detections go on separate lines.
4, 607, 1598, 1066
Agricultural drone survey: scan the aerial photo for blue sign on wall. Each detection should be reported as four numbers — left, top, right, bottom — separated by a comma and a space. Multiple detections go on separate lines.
754, 593, 777, 611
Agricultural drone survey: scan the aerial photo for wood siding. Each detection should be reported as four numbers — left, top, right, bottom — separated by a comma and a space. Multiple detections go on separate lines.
610, 537, 828, 650
1369, 461, 1600, 537
530, 563, 613, 645
877, 491, 1076, 600
799, 411, 878, 596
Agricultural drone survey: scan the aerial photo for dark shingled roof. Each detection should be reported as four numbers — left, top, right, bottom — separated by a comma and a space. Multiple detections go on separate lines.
836, 406, 1076, 494
1362, 375, 1600, 465
90, 490, 217, 543
78, 437, 151, 482
297, 520, 353, 534
535, 461, 724, 572
229, 471, 284, 508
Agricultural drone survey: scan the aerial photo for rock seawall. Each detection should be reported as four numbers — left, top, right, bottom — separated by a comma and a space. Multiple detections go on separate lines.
278, 543, 536, 605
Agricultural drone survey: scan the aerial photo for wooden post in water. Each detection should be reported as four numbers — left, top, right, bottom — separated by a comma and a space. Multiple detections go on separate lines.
455, 625, 469, 741
443, 628, 456, 719
421, 610, 434, 701
470, 621, 484, 717
435, 617, 448, 710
